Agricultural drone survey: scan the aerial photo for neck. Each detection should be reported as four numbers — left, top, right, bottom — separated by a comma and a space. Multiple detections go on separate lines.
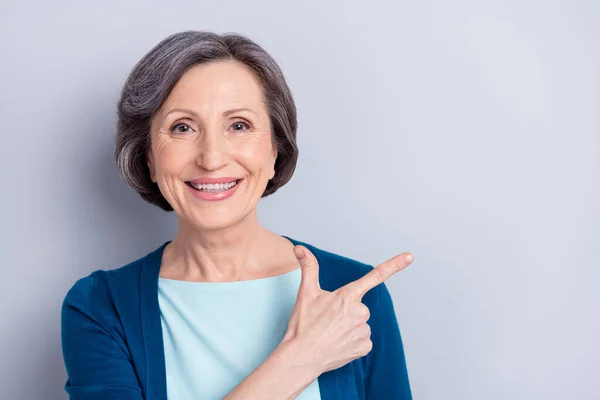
164, 211, 272, 281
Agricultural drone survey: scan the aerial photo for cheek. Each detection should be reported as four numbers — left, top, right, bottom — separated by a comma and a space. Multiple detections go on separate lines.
236, 144, 273, 175
153, 141, 194, 174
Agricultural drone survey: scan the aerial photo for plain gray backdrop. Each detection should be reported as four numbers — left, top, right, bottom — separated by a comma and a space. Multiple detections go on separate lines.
1, 0, 598, 399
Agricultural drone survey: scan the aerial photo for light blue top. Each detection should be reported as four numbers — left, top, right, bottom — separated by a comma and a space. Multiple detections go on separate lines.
157, 267, 321, 400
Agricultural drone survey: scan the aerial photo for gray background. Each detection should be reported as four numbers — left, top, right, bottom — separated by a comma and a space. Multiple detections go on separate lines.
1, 0, 598, 399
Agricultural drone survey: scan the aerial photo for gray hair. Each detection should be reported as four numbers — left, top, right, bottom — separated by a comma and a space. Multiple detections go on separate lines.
115, 31, 299, 211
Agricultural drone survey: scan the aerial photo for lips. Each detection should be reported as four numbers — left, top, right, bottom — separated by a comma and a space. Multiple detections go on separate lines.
185, 178, 243, 201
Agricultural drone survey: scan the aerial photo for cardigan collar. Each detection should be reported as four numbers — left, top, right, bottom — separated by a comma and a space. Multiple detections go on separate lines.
139, 236, 342, 399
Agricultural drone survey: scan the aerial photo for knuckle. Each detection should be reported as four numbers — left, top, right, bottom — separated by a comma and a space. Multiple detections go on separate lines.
374, 268, 386, 283
305, 250, 318, 263
356, 308, 370, 324
360, 304, 371, 320
338, 285, 354, 299
303, 257, 318, 269
335, 286, 348, 298
359, 339, 373, 356
353, 324, 371, 341
361, 324, 371, 339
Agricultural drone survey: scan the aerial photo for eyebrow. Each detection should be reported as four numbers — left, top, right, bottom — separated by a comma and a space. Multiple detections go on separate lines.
164, 107, 257, 118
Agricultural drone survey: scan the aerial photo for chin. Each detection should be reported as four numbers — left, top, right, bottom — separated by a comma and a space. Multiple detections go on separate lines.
186, 207, 249, 232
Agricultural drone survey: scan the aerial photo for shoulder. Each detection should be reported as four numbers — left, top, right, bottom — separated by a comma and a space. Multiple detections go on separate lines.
62, 273, 96, 315
61, 243, 163, 325
62, 255, 144, 307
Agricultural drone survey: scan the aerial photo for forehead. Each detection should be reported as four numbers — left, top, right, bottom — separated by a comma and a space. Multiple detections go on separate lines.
161, 60, 265, 112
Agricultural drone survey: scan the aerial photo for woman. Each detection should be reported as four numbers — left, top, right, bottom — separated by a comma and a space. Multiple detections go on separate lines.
61, 30, 414, 400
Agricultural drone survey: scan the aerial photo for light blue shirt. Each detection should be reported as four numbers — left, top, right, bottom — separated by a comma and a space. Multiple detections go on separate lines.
157, 267, 321, 400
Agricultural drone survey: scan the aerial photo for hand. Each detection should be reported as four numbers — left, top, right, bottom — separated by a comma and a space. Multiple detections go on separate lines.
280, 245, 414, 374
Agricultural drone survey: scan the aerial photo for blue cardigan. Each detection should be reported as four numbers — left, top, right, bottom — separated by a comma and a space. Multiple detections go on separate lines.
61, 237, 412, 399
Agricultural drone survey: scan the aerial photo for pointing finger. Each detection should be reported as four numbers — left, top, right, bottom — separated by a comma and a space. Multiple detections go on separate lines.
342, 253, 413, 299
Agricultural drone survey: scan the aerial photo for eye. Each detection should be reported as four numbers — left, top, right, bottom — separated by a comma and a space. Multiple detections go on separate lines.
231, 121, 251, 133
171, 123, 193, 135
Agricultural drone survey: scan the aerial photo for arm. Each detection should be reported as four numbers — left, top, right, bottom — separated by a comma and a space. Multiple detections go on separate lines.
365, 282, 412, 399
61, 276, 143, 400
223, 339, 321, 400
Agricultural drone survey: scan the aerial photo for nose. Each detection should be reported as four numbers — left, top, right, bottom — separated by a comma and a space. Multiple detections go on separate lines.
194, 129, 228, 171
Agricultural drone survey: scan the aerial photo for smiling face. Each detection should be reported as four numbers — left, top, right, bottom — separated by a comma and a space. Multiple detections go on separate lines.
147, 60, 277, 231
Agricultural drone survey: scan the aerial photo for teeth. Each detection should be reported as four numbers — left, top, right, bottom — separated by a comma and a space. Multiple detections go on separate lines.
189, 180, 238, 192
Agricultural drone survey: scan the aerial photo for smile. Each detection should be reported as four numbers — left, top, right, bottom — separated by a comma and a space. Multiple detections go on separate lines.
187, 180, 239, 192
185, 178, 243, 202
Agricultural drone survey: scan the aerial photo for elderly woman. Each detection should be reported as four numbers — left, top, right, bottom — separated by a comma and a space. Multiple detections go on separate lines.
61, 30, 414, 400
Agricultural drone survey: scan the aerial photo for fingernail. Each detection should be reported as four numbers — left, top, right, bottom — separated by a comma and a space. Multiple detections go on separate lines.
294, 247, 305, 259
405, 254, 414, 263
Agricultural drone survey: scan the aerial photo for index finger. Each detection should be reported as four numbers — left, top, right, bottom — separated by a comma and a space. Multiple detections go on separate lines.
341, 253, 414, 299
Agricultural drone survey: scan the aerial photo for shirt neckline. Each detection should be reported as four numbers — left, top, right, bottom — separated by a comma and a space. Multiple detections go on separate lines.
155, 235, 302, 284
157, 266, 301, 285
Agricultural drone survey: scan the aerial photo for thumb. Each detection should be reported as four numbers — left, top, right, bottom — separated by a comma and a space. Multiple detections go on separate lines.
293, 245, 321, 294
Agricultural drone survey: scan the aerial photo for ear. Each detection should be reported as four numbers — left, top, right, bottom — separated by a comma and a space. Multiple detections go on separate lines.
146, 151, 156, 183
269, 148, 277, 180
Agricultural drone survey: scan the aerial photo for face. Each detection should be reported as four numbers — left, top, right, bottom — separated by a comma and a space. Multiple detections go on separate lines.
147, 60, 277, 231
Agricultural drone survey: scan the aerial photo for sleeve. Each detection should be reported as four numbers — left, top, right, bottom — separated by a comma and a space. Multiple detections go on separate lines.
61, 275, 144, 400
364, 281, 412, 399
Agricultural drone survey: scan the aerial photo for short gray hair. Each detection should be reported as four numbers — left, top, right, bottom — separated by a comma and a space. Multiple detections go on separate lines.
115, 31, 298, 211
